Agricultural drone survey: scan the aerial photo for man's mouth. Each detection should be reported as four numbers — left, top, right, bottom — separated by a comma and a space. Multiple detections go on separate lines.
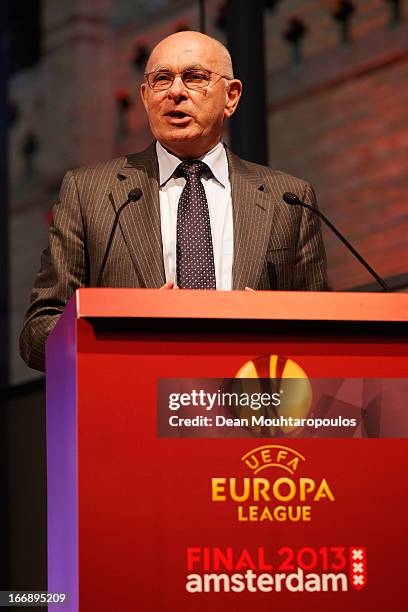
166, 111, 190, 118
164, 111, 192, 124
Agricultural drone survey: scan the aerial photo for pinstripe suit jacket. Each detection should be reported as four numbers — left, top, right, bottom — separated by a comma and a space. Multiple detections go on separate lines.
20, 142, 329, 371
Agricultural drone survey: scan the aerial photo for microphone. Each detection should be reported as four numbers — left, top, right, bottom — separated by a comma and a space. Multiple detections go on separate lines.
282, 191, 391, 293
96, 188, 143, 287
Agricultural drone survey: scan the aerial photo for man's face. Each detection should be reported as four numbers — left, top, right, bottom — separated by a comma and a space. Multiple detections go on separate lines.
140, 34, 242, 158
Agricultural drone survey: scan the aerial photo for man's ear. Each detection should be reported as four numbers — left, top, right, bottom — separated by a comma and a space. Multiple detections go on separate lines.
224, 80, 242, 119
140, 82, 148, 111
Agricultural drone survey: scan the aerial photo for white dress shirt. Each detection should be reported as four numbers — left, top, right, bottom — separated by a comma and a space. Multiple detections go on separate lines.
156, 140, 233, 290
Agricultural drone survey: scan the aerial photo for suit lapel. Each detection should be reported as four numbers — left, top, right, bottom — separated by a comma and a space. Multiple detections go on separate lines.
109, 142, 166, 288
227, 149, 276, 290
109, 143, 277, 290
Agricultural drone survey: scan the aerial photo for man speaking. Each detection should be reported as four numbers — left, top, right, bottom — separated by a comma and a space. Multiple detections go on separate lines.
20, 31, 329, 372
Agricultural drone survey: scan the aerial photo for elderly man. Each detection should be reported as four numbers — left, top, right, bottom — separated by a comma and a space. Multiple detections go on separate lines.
20, 31, 329, 372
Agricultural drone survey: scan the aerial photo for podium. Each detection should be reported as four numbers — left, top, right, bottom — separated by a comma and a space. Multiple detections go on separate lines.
46, 289, 408, 611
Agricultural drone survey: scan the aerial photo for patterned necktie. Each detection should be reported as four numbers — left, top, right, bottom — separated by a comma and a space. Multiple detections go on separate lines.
175, 160, 216, 289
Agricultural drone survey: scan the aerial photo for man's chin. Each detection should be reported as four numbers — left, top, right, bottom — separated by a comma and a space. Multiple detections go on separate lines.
156, 129, 217, 158
159, 131, 202, 152
163, 127, 198, 142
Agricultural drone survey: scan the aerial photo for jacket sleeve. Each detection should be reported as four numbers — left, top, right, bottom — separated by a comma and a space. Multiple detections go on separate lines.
291, 183, 331, 291
19, 170, 88, 372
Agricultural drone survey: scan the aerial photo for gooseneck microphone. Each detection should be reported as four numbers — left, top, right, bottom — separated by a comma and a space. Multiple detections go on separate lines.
96, 188, 143, 287
282, 192, 391, 292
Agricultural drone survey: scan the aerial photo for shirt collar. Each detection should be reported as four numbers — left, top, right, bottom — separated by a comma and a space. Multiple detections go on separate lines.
156, 140, 229, 188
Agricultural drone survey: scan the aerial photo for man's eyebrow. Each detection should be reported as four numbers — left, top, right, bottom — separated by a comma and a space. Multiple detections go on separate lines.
149, 63, 209, 72
150, 65, 172, 72
182, 63, 208, 70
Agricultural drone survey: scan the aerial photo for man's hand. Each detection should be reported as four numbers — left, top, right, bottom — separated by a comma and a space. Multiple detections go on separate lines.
160, 280, 179, 290
161, 282, 255, 290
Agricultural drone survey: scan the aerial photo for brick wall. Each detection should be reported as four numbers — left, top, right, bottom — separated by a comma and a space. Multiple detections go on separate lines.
264, 0, 408, 289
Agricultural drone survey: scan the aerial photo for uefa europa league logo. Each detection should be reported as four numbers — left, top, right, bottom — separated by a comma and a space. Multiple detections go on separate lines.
225, 354, 312, 436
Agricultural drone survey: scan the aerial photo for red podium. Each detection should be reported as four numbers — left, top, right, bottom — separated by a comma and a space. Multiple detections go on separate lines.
46, 289, 408, 612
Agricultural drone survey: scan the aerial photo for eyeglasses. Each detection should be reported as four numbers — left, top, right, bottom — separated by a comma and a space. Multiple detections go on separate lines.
144, 69, 233, 91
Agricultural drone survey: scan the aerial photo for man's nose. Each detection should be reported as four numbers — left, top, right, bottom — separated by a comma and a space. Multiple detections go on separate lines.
167, 74, 188, 100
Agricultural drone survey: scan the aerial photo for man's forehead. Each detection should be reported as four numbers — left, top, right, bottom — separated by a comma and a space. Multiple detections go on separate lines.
147, 40, 221, 72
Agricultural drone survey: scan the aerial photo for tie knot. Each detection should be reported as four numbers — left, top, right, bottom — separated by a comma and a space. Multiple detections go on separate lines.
176, 160, 209, 180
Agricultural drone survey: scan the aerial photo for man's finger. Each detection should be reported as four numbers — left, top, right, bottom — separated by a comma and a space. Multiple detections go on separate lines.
160, 280, 175, 290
